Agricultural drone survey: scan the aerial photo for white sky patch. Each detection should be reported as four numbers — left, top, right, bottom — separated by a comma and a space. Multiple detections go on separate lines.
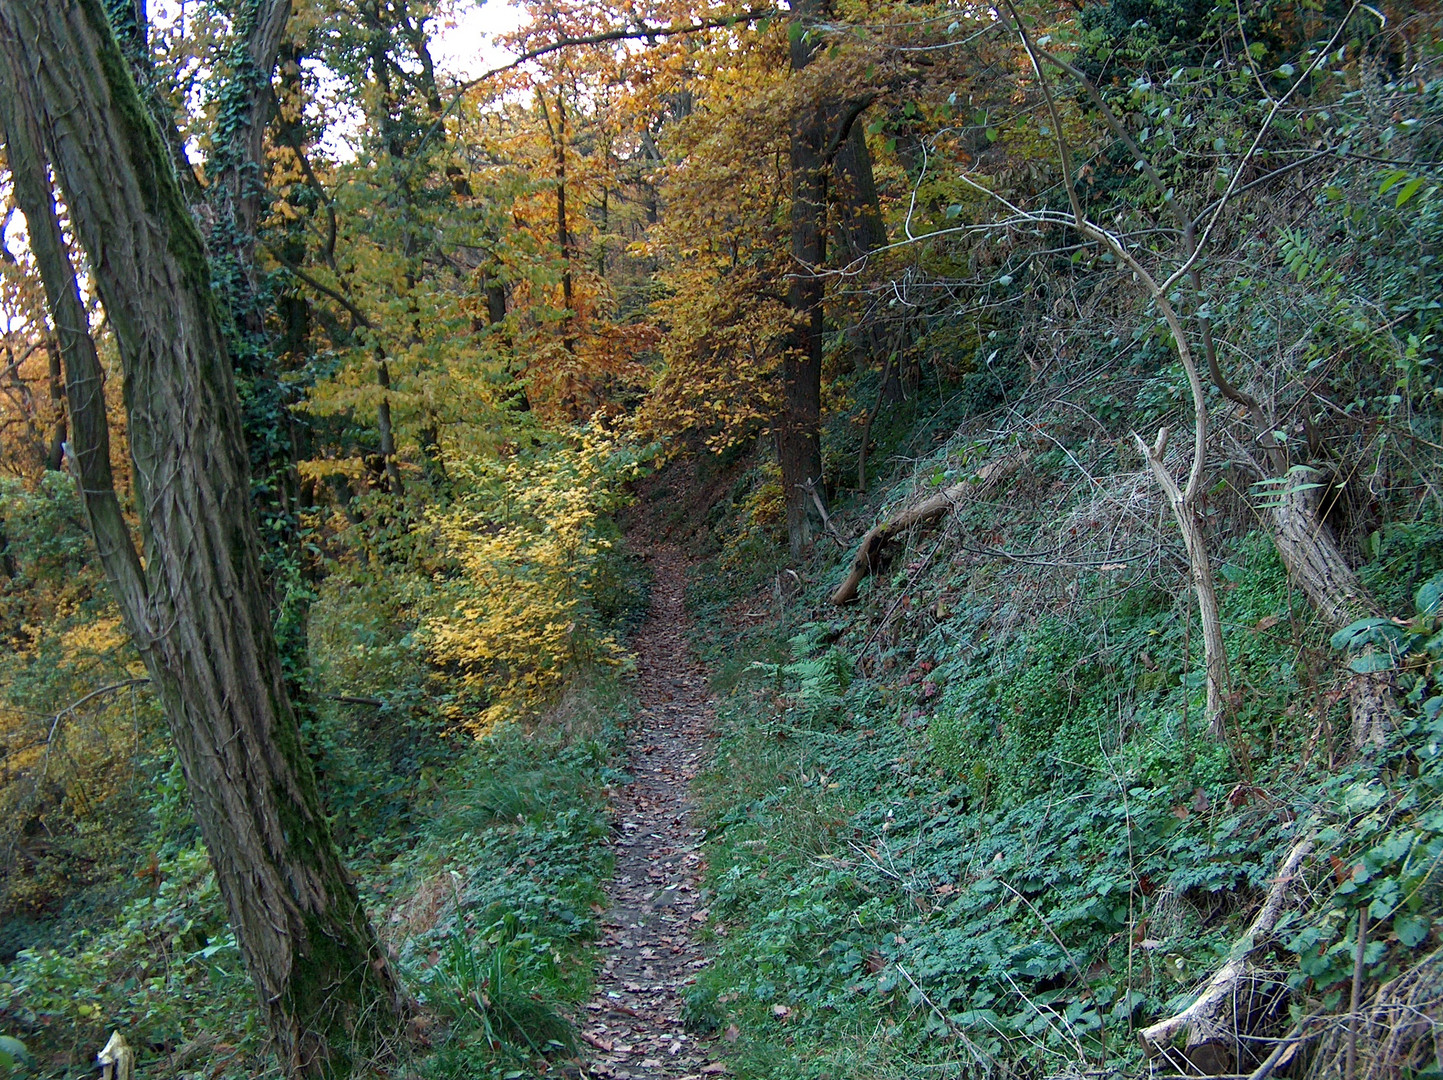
431, 0, 529, 81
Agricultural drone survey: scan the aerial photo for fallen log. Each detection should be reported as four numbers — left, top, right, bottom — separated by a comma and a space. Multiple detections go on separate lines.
1268, 468, 1393, 749
1139, 834, 1315, 1074
831, 454, 1030, 605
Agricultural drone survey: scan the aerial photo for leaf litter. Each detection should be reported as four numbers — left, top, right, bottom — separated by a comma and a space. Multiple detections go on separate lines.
573, 548, 726, 1080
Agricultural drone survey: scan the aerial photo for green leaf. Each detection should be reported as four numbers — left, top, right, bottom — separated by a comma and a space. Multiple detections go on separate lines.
1396, 176, 1426, 208
1394, 913, 1431, 948
1417, 572, 1443, 617
1379, 170, 1409, 196
1331, 618, 1392, 651
0, 1037, 28, 1068
985, 127, 999, 142
1349, 651, 1395, 674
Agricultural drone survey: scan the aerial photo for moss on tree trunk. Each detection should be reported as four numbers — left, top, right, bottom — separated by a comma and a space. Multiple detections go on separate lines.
0, 2, 406, 1075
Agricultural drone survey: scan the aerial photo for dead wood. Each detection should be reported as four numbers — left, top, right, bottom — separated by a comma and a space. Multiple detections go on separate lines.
1140, 835, 1315, 1073
1268, 468, 1393, 748
1304, 948, 1443, 1080
831, 454, 1030, 605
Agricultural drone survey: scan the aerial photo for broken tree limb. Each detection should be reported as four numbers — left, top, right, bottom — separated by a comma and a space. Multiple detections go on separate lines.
831, 454, 1030, 605
96, 1031, 134, 1080
1139, 834, 1315, 1071
1267, 467, 1393, 749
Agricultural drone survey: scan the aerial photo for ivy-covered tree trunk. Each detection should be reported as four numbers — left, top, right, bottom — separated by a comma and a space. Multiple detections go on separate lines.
0, 3, 405, 1076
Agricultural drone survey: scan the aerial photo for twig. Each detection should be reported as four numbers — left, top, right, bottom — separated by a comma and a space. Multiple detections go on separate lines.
894, 962, 994, 1065
36, 678, 152, 785
1346, 908, 1368, 1080
1247, 1016, 1318, 1080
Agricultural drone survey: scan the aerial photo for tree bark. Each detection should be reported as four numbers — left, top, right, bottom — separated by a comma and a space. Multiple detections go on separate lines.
781, 0, 832, 556
832, 454, 1030, 603
832, 119, 890, 484
1268, 470, 1391, 747
833, 119, 886, 264
375, 352, 405, 496
0, 5, 405, 1076
1136, 428, 1229, 735
44, 338, 67, 472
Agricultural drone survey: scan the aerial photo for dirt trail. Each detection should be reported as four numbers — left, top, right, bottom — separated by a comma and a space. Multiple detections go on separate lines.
576, 548, 722, 1079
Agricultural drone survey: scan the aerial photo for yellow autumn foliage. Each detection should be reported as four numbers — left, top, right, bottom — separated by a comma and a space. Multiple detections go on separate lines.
422, 430, 644, 730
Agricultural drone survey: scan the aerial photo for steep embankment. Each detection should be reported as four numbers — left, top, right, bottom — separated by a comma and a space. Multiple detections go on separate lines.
666, 444, 1443, 1080
580, 549, 723, 1079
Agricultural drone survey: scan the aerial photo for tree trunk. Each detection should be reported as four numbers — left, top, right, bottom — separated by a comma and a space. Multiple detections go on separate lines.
1135, 427, 1229, 735
1269, 470, 1391, 748
781, 0, 831, 556
832, 119, 885, 264
832, 119, 890, 484
550, 91, 576, 353
44, 338, 66, 472
375, 352, 405, 496
486, 278, 508, 327
0, 5, 405, 1077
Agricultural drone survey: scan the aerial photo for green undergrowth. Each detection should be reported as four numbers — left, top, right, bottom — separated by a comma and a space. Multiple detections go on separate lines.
394, 687, 628, 1080
0, 474, 652, 1077
684, 508, 1443, 1078
0, 674, 630, 1080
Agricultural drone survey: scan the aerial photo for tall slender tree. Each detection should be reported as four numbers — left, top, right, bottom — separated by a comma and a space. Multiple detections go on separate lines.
0, 2, 405, 1075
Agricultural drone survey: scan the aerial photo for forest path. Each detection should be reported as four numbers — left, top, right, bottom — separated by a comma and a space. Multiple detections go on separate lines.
574, 548, 722, 1079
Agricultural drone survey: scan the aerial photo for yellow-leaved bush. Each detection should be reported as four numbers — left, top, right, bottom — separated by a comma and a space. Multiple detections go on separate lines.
422, 429, 645, 730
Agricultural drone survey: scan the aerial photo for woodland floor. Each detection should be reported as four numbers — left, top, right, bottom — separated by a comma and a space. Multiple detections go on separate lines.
573, 548, 725, 1079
